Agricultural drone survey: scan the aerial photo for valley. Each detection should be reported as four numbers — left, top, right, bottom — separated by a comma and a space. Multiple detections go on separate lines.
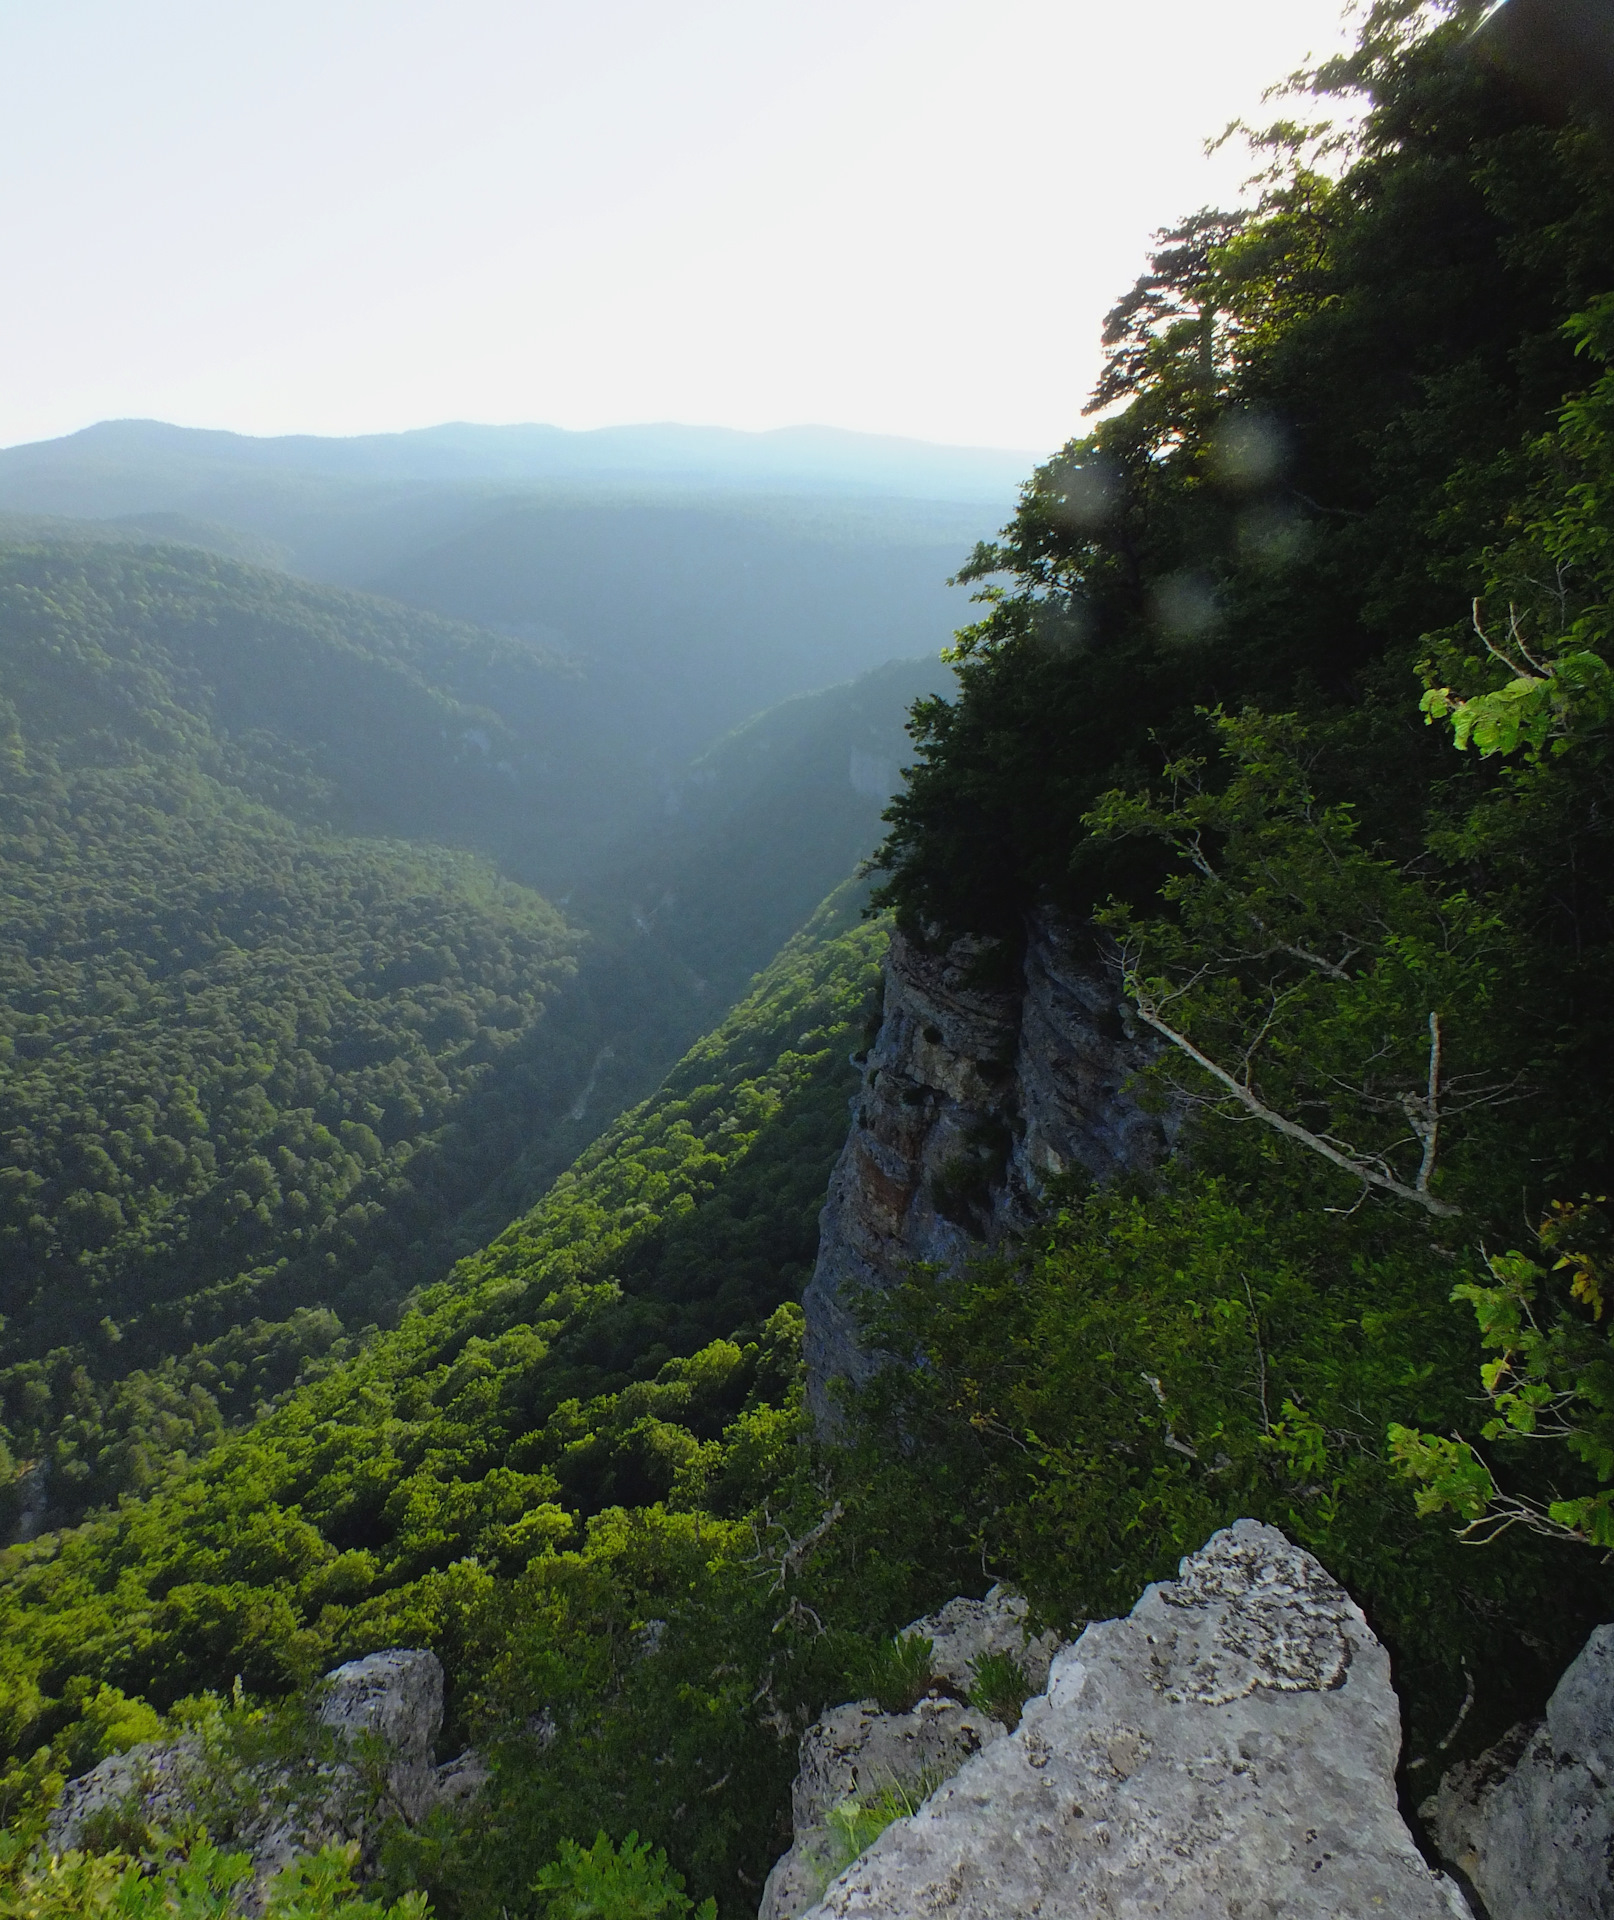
2, 5, 1613, 1918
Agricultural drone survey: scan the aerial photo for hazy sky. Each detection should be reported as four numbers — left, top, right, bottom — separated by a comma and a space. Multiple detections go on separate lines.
1, 0, 1359, 453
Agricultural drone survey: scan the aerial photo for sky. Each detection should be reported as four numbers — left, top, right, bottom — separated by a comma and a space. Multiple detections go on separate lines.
0, 0, 1361, 454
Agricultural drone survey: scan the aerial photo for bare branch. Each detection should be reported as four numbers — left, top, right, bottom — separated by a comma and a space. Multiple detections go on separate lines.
1405, 1665, 1474, 1773
1473, 597, 1549, 679
1273, 939, 1355, 981
1402, 1010, 1442, 1198
746, 1500, 845, 1595
1125, 985, 1461, 1217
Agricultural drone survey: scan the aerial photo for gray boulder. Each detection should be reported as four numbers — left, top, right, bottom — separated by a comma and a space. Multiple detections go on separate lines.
49, 1648, 485, 1911
1422, 1622, 1614, 1919
907, 1583, 1063, 1698
796, 1521, 1474, 1920
315, 1648, 449, 1825
759, 1584, 1069, 1920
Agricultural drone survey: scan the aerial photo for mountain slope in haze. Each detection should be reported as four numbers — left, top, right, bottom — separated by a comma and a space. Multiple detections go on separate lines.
0, 510, 291, 571
360, 495, 971, 776
0, 425, 992, 875
0, 418, 1035, 516
586, 655, 948, 998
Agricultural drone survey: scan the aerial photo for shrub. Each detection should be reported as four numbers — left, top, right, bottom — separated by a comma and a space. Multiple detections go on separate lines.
531, 1830, 715, 1920
0, 1834, 428, 1919
861, 1634, 935, 1714
966, 1651, 1030, 1732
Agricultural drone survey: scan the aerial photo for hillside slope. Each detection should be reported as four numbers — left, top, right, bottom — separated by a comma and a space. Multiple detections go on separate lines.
0, 543, 593, 1516
0, 543, 941, 1535
0, 885, 889, 1914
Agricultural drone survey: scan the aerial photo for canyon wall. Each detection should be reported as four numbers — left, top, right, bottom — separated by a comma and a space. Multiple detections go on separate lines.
804, 917, 1170, 1426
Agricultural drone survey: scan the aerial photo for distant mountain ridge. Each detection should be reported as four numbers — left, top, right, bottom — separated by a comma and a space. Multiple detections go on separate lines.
0, 418, 1038, 518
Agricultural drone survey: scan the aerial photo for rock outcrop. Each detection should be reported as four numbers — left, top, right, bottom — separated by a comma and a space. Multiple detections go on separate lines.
49, 1648, 484, 1910
1421, 1622, 1614, 1920
903, 1585, 1063, 1700
760, 1698, 1007, 1920
804, 918, 1167, 1427
775, 1521, 1473, 1920
761, 1587, 1066, 1920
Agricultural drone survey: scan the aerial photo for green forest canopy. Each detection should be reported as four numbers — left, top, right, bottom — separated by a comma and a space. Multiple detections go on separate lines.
0, 887, 888, 1915
0, 545, 931, 1533
6, 3, 1614, 1916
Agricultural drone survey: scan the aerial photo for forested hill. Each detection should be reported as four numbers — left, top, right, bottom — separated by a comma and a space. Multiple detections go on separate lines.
0, 542, 936, 1534
0, 542, 589, 1520
0, 416, 1003, 857
0, 541, 577, 857
0, 886, 892, 1915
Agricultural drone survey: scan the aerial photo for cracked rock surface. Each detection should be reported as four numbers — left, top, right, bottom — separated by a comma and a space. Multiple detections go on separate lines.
759, 1586, 1066, 1920
803, 919, 1168, 1431
796, 1521, 1474, 1920
1422, 1622, 1614, 1920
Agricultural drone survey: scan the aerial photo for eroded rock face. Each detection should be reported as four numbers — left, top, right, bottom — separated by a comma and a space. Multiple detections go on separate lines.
1421, 1622, 1614, 1920
760, 1586, 1069, 1920
48, 1648, 485, 1912
803, 918, 1166, 1428
913, 1585, 1064, 1699
795, 1522, 1474, 1920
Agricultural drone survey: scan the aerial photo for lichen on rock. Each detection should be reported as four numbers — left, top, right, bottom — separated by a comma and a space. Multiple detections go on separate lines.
786, 1521, 1474, 1920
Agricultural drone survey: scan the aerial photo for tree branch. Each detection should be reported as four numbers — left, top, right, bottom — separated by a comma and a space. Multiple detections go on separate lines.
1126, 988, 1461, 1216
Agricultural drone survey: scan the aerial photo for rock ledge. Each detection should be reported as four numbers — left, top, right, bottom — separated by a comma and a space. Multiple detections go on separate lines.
796, 1521, 1473, 1920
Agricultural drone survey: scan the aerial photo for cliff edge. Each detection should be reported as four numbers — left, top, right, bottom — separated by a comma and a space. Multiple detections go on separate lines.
804, 917, 1168, 1426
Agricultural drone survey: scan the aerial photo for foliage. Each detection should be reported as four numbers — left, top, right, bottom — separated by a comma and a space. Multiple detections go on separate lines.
530, 1830, 715, 1920
0, 1834, 427, 1919
871, 0, 1614, 942
831, 1162, 1604, 1764
858, 1635, 934, 1716
0, 542, 595, 1522
1391, 1205, 1614, 1556
1420, 293, 1614, 760
0, 547, 939, 1530
0, 888, 885, 1915
965, 1653, 1029, 1733
1085, 711, 1518, 1216
1385, 311, 1614, 1551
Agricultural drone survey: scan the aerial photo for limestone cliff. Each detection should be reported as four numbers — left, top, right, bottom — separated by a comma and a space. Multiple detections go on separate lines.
804, 916, 1169, 1426
774, 1522, 1475, 1920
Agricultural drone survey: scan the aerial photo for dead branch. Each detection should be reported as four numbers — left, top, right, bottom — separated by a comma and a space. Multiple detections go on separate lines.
1125, 986, 1461, 1217
745, 1500, 845, 1595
